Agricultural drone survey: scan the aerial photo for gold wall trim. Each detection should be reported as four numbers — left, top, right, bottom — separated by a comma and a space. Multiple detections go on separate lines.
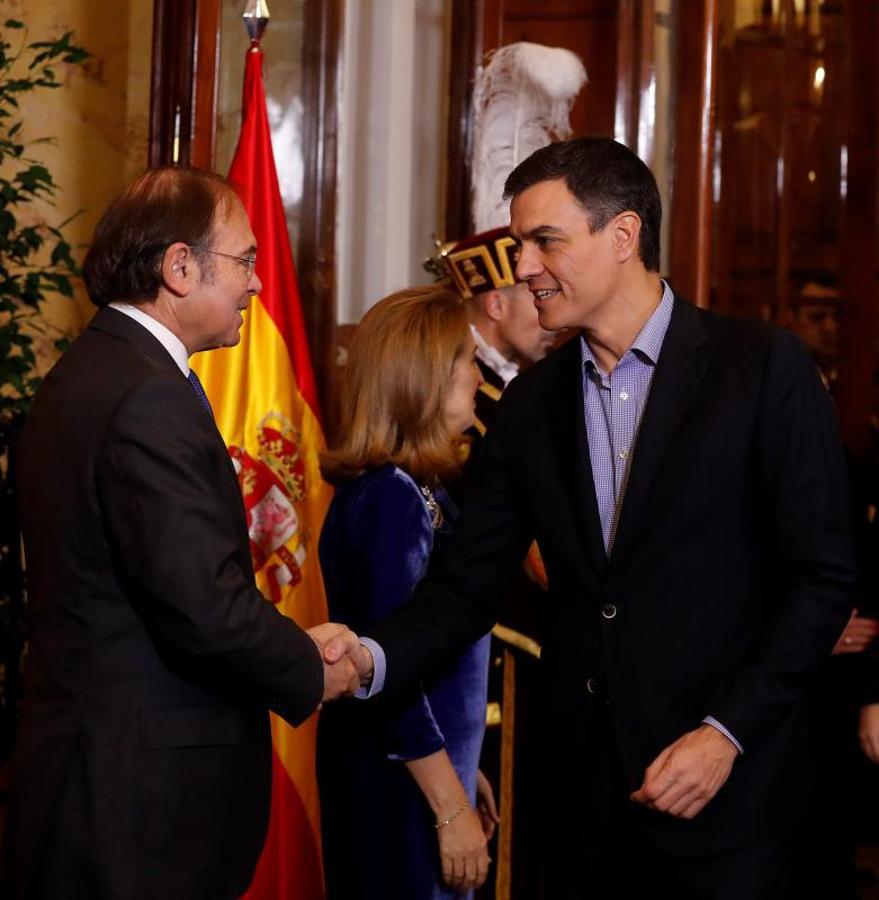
495, 648, 516, 900
491, 624, 542, 660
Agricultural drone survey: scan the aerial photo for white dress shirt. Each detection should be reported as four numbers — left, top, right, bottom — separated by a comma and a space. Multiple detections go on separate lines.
109, 301, 190, 375
470, 324, 519, 387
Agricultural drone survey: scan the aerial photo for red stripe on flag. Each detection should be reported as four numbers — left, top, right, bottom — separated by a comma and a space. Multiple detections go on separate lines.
244, 750, 324, 900
228, 47, 320, 417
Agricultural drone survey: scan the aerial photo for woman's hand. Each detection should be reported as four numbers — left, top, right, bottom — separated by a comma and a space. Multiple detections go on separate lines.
436, 803, 490, 892
475, 769, 500, 840
832, 609, 879, 654
860, 703, 879, 764
404, 750, 491, 892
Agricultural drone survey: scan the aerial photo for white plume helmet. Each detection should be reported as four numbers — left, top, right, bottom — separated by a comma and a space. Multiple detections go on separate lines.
471, 42, 587, 233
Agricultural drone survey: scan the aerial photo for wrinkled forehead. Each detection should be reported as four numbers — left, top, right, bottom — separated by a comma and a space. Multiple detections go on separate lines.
212, 192, 256, 248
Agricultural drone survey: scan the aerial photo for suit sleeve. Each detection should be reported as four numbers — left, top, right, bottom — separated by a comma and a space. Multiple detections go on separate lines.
348, 474, 446, 759
711, 330, 856, 748
369, 394, 533, 699
95, 375, 323, 726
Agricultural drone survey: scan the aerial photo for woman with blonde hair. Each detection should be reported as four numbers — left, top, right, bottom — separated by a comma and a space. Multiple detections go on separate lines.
317, 285, 498, 899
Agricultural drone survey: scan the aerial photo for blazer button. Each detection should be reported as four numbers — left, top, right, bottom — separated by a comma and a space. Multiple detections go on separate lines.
601, 603, 617, 620
586, 677, 599, 694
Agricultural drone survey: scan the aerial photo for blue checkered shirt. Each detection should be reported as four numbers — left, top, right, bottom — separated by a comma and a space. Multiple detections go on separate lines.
581, 283, 674, 553
580, 281, 742, 754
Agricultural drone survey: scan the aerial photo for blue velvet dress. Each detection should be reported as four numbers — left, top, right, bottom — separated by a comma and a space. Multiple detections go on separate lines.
317, 465, 491, 900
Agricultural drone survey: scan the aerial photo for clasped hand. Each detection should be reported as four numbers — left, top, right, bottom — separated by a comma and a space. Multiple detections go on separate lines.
630, 724, 738, 820
307, 622, 375, 703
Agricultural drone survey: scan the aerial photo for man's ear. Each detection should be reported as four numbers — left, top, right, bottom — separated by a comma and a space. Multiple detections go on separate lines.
483, 289, 507, 323
611, 212, 642, 264
161, 242, 197, 296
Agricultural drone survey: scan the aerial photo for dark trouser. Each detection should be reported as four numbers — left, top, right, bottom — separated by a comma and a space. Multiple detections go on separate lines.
545, 707, 791, 900
788, 658, 871, 900
550, 815, 790, 900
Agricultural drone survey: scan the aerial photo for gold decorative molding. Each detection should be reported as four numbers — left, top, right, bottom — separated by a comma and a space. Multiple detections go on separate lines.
495, 648, 516, 900
491, 624, 541, 660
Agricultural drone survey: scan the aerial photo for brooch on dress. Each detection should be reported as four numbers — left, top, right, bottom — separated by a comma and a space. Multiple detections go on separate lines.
419, 484, 444, 530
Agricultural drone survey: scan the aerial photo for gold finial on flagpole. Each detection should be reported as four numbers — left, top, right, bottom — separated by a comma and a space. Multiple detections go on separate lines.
243, 0, 270, 45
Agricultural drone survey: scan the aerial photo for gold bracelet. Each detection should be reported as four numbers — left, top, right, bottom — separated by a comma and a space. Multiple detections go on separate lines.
435, 798, 470, 830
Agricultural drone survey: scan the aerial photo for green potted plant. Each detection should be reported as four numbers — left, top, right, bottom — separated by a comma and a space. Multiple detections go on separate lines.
0, 19, 88, 758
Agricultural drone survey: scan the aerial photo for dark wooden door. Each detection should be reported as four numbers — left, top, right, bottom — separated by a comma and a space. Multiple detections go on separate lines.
149, 0, 342, 424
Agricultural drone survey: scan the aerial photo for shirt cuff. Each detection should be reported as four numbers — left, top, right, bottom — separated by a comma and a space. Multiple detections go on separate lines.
702, 715, 744, 754
354, 637, 386, 699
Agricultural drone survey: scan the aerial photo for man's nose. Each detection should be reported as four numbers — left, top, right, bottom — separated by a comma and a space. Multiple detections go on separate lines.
515, 243, 540, 282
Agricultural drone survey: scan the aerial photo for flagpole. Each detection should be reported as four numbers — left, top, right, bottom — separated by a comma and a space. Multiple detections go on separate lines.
197, 5, 331, 897
243, 0, 270, 45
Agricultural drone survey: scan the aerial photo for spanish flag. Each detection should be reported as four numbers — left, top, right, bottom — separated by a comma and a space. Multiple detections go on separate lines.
193, 44, 331, 900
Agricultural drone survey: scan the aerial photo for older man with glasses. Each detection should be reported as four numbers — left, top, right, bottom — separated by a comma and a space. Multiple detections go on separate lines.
10, 166, 365, 900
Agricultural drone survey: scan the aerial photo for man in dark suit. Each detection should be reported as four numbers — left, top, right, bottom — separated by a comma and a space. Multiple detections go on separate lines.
11, 167, 363, 899
335, 138, 856, 897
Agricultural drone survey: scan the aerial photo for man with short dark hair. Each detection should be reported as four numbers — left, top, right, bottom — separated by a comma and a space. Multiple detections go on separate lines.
11, 167, 363, 899
785, 283, 840, 392
340, 137, 856, 897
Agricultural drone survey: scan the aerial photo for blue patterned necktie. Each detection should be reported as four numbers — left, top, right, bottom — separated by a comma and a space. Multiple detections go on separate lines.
187, 369, 214, 419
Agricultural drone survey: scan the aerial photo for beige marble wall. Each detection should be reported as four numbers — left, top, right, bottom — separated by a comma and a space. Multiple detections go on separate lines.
336, 0, 449, 324
0, 0, 152, 373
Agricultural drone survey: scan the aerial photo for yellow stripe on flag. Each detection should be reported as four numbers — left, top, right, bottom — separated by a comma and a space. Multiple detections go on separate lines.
193, 293, 332, 847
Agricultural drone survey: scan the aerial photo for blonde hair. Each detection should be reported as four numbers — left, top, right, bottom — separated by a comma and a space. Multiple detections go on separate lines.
321, 285, 471, 485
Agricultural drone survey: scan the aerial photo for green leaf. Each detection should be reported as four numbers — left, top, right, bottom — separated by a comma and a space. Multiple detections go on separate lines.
15, 164, 55, 196
0, 25, 90, 422
4, 79, 37, 93
50, 240, 72, 266
43, 272, 72, 297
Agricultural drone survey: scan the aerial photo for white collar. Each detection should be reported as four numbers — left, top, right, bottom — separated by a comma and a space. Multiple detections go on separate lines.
470, 324, 519, 387
109, 301, 190, 376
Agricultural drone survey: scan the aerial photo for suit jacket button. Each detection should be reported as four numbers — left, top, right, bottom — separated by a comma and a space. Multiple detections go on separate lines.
586, 677, 599, 694
601, 603, 617, 620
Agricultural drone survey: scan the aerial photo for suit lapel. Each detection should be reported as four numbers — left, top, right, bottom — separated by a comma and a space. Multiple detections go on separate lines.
609, 297, 709, 566
546, 339, 608, 577
89, 305, 239, 481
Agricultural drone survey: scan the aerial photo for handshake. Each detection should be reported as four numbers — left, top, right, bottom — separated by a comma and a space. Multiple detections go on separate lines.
307, 623, 376, 703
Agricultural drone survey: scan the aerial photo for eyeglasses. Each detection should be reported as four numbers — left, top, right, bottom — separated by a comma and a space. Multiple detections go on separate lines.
190, 246, 257, 279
